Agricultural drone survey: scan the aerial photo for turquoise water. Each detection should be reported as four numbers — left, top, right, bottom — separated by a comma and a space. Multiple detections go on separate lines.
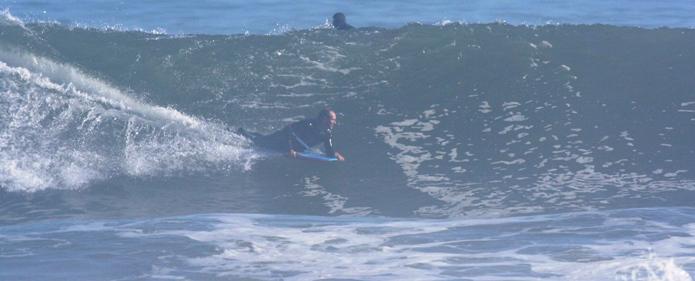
1, 2, 695, 280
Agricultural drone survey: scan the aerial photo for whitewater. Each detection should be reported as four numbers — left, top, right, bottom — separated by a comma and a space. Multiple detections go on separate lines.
1, 3, 695, 280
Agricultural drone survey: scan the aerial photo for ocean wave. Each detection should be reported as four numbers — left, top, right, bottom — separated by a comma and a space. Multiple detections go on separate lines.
0, 49, 258, 192
0, 19, 693, 218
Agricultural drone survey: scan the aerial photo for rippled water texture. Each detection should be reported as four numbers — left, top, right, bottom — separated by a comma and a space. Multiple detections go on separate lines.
1, 7, 695, 280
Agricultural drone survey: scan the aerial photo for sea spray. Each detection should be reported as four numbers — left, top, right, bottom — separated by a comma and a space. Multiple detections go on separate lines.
0, 50, 258, 191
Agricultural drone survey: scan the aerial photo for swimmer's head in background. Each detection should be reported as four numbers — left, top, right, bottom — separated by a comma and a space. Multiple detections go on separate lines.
333, 13, 346, 24
332, 12, 354, 30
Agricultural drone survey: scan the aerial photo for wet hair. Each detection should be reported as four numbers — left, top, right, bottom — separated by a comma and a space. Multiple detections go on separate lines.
332, 12, 353, 30
333, 13, 346, 23
317, 108, 334, 120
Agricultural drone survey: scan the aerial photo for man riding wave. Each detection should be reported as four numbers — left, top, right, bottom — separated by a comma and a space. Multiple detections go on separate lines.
238, 108, 345, 161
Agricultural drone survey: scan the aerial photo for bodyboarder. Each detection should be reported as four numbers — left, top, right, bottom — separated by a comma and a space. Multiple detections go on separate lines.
238, 108, 345, 161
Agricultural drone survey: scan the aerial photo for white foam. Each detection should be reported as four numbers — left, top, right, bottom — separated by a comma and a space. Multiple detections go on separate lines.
0, 50, 258, 191
6, 208, 695, 280
492, 159, 526, 165
503, 101, 521, 110
479, 101, 492, 113
505, 113, 528, 122
298, 49, 359, 75
142, 210, 695, 281
0, 159, 55, 192
0, 9, 25, 28
0, 50, 201, 128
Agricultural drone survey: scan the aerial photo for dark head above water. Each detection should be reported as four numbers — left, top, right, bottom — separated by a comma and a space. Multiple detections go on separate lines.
332, 12, 354, 30
317, 107, 337, 130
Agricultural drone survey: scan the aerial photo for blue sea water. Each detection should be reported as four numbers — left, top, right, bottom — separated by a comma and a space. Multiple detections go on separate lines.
2, 0, 695, 34
1, 1, 695, 280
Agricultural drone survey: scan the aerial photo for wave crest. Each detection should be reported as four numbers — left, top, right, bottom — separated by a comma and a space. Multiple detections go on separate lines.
0, 50, 257, 192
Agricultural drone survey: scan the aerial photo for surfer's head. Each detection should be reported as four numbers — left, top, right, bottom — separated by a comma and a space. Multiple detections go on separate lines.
318, 108, 337, 130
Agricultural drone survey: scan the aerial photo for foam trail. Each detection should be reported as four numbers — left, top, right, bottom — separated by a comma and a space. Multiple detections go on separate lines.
0, 49, 201, 128
0, 50, 257, 192
0, 9, 26, 28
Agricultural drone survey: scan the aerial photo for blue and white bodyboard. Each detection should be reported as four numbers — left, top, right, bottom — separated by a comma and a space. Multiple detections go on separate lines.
296, 151, 338, 162
291, 132, 338, 162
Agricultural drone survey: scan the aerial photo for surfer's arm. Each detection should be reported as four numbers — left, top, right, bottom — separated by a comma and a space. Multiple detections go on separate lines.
323, 135, 335, 155
286, 124, 297, 157
324, 135, 344, 161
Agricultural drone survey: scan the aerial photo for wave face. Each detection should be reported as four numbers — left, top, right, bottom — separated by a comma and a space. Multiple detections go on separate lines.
2, 11, 695, 281
1, 20, 695, 219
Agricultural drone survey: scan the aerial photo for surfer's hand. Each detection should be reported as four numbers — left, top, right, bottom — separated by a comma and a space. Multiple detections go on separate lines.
335, 152, 345, 161
289, 149, 297, 158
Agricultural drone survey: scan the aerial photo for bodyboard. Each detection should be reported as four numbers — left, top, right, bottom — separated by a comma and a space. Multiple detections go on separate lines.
238, 128, 337, 162
296, 151, 338, 162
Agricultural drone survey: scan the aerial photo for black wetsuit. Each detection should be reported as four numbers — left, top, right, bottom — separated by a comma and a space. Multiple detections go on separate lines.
239, 118, 336, 156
